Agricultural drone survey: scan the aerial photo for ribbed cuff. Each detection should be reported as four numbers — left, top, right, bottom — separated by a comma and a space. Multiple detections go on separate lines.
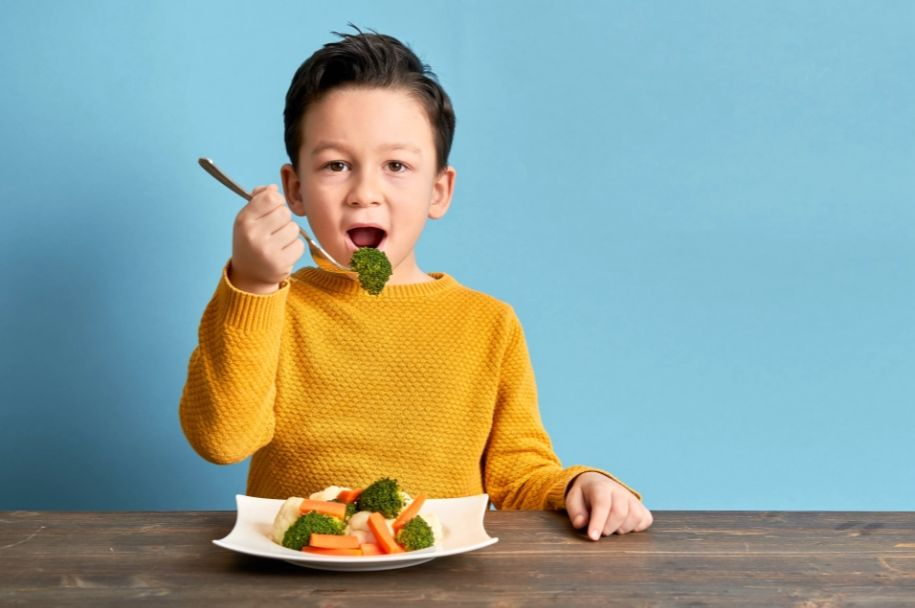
217, 260, 290, 333
549, 465, 642, 510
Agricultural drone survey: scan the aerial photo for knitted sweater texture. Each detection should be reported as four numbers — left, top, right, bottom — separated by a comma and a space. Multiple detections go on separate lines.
179, 262, 640, 510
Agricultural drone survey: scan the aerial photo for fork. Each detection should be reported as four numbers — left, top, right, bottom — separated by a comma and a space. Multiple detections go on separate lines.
198, 157, 353, 274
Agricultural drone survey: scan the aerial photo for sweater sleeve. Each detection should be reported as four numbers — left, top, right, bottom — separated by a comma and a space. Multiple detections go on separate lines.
178, 260, 290, 464
482, 308, 642, 511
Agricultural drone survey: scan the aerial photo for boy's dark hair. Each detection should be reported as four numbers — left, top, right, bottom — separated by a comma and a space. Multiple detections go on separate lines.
284, 25, 456, 174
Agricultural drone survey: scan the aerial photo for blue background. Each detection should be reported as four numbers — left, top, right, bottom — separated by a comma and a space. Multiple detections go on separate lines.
1, 0, 912, 511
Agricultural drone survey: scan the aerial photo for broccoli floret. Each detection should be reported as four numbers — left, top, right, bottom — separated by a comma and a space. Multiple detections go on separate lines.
356, 477, 404, 518
350, 247, 392, 296
331, 498, 357, 520
281, 511, 345, 550
396, 516, 435, 551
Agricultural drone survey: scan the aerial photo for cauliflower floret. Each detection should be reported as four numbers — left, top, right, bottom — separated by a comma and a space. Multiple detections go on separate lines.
349, 529, 373, 544
399, 491, 413, 511
309, 485, 349, 502
271, 496, 304, 544
345, 509, 397, 545
346, 510, 372, 533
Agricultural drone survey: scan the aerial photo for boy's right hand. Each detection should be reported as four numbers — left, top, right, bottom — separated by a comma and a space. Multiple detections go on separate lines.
228, 184, 306, 295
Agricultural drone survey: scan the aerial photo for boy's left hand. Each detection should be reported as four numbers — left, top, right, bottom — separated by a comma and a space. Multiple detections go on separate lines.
565, 472, 653, 540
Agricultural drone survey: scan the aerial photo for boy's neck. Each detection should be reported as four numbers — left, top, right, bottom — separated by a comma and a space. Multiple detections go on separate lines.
387, 250, 435, 285
386, 270, 435, 285
386, 262, 435, 285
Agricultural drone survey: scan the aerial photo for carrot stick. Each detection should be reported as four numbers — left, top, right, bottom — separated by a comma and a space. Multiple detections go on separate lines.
359, 543, 382, 556
336, 488, 363, 504
309, 534, 360, 550
392, 493, 427, 531
302, 546, 362, 556
367, 512, 403, 554
298, 498, 347, 520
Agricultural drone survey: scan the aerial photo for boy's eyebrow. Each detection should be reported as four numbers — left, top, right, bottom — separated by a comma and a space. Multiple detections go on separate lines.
310, 141, 422, 156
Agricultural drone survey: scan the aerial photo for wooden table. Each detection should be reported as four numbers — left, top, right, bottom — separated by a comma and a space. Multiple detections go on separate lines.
2, 510, 914, 606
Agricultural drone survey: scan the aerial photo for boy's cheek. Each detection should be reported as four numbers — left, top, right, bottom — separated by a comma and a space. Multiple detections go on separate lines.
302, 185, 339, 210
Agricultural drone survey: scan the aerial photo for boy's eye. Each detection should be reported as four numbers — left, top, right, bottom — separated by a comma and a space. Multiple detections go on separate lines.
322, 161, 407, 173
325, 161, 349, 172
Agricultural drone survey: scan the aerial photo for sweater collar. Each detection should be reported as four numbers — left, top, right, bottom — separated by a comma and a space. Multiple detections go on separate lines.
293, 266, 460, 299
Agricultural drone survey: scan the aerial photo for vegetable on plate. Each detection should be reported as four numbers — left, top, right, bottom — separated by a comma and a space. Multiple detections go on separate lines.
271, 476, 443, 556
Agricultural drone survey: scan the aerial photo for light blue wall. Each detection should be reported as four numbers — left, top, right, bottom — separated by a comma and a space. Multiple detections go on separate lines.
1, 0, 912, 511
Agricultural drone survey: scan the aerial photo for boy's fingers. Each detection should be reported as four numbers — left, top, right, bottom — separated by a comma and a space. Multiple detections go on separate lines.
564, 485, 589, 529
587, 493, 612, 541
603, 494, 630, 536
277, 220, 302, 247
616, 506, 642, 535
249, 184, 277, 199
282, 235, 306, 261
249, 187, 285, 219
636, 508, 654, 531
263, 205, 294, 236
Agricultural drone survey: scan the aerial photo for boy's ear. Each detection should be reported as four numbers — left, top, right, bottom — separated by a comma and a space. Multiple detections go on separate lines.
280, 163, 306, 216
428, 166, 456, 220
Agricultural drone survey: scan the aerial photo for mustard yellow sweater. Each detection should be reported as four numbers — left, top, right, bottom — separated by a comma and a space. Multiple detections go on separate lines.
179, 262, 640, 510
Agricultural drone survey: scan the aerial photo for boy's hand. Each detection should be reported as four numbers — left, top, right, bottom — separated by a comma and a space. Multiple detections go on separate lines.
228, 184, 306, 294
565, 472, 653, 540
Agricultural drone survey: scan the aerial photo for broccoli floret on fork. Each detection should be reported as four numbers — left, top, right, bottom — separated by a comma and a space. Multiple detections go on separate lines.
350, 247, 393, 296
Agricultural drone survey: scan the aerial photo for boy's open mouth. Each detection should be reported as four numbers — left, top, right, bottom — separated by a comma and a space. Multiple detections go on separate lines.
346, 226, 387, 249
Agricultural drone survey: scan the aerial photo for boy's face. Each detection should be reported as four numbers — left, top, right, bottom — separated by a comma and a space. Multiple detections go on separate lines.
281, 86, 456, 284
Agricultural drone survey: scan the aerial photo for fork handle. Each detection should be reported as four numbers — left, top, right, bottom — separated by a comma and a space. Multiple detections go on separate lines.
201, 157, 315, 247
198, 158, 252, 201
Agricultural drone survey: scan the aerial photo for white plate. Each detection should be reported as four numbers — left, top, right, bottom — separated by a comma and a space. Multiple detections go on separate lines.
213, 494, 499, 571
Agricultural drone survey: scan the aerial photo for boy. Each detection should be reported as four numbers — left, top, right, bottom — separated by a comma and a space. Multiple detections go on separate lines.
180, 27, 652, 540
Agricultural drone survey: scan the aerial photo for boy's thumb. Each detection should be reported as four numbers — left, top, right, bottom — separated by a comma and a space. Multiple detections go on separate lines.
565, 484, 589, 529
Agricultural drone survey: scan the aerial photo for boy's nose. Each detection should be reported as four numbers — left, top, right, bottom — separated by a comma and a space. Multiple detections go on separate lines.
347, 171, 382, 207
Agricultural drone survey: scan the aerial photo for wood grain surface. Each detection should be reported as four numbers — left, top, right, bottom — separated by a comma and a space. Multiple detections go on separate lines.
2, 510, 914, 606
